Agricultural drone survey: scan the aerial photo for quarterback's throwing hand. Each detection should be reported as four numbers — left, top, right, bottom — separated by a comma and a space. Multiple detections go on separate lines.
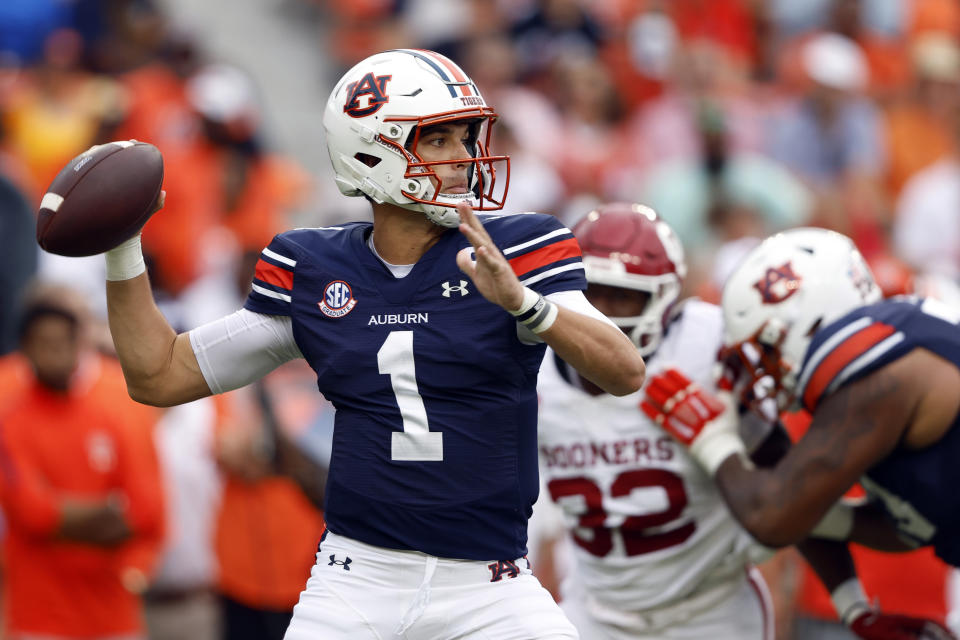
455, 202, 525, 311
641, 369, 746, 475
849, 609, 957, 640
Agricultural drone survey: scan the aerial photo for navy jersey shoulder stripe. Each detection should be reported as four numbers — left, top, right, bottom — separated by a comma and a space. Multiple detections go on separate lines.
483, 212, 586, 295
244, 233, 301, 315
797, 302, 914, 411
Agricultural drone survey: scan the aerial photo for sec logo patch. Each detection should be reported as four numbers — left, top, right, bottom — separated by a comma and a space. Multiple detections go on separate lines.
319, 280, 357, 318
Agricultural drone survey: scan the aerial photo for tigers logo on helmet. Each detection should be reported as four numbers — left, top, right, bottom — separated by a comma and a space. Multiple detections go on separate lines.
753, 262, 802, 304
343, 73, 392, 118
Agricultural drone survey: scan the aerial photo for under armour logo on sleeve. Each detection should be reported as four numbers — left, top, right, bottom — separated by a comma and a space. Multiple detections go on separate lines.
328, 554, 352, 570
442, 280, 470, 297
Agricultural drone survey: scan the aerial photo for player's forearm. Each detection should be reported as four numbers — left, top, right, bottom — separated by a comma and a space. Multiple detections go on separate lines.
106, 275, 192, 405
540, 307, 645, 396
714, 456, 820, 547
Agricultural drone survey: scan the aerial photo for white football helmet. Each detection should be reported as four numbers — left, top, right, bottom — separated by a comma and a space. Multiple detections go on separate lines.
573, 203, 686, 357
721, 228, 881, 411
323, 49, 510, 228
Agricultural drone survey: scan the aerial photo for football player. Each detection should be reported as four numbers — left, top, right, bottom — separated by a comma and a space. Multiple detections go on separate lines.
536, 202, 776, 639
100, 49, 644, 639
642, 228, 960, 639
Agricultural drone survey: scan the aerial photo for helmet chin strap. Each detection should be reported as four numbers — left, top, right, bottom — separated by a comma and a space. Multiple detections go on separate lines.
418, 192, 476, 228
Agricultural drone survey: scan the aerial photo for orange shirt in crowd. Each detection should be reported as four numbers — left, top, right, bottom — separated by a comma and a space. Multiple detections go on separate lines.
214, 366, 327, 611
0, 378, 164, 637
140, 144, 306, 295
884, 103, 955, 197
781, 411, 951, 625
216, 477, 325, 610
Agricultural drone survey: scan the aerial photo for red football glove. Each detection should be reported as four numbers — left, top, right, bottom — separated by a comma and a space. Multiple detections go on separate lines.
641, 369, 745, 475
849, 609, 957, 640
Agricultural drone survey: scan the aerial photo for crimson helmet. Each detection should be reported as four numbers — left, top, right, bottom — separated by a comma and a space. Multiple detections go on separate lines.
573, 203, 686, 356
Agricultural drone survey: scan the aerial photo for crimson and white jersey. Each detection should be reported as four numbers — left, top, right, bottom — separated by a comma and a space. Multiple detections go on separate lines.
537, 300, 762, 612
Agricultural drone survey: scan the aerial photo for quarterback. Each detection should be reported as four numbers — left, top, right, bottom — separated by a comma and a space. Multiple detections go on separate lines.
100, 49, 643, 639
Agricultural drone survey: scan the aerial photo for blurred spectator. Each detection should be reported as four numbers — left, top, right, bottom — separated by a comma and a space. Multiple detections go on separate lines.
911, 0, 960, 39
0, 0, 72, 65
1, 28, 128, 200
883, 31, 960, 197
323, 0, 408, 74
768, 32, 888, 248
174, 247, 327, 640
138, 63, 310, 296
827, 0, 910, 95
0, 296, 164, 640
893, 79, 960, 279
0, 174, 37, 355
214, 368, 328, 640
509, 0, 606, 88
545, 51, 628, 221
143, 398, 224, 640
494, 117, 565, 216
625, 99, 811, 254
769, 0, 905, 38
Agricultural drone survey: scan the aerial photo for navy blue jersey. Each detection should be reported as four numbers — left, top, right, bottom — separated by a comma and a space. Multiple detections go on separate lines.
796, 297, 960, 565
244, 213, 585, 560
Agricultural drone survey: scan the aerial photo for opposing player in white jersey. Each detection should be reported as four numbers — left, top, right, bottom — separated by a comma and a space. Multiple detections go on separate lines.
536, 203, 774, 640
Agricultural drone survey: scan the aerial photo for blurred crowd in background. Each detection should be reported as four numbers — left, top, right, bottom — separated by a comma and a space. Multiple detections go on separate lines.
1, 0, 960, 638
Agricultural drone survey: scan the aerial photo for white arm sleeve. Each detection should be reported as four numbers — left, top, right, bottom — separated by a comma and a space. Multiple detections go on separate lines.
189, 309, 303, 394
517, 290, 619, 343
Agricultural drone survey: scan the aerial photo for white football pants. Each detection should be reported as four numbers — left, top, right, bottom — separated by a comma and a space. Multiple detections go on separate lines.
283, 531, 579, 640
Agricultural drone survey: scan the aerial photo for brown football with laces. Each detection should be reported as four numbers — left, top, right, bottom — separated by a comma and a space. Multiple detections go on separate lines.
36, 140, 163, 257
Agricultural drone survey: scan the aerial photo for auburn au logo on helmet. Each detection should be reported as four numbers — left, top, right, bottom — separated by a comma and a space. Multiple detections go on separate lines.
753, 262, 802, 304
343, 72, 392, 118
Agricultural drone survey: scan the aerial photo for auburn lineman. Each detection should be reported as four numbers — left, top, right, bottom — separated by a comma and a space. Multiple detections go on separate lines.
643, 228, 960, 639
101, 49, 644, 639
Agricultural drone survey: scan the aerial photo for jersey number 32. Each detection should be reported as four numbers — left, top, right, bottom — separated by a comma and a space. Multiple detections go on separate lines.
547, 470, 696, 557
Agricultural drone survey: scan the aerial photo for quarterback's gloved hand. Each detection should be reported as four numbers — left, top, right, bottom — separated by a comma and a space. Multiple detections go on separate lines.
847, 608, 956, 640
640, 369, 746, 475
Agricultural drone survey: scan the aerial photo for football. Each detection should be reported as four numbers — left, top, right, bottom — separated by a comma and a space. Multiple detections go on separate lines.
36, 140, 164, 257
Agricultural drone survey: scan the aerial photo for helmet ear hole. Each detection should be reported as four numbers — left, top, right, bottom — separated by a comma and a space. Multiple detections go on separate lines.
805, 317, 823, 337
355, 153, 381, 168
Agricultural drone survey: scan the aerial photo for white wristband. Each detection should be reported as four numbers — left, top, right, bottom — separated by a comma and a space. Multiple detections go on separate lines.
831, 577, 870, 626
690, 426, 748, 476
509, 286, 558, 334
105, 234, 146, 281
687, 392, 748, 476
811, 503, 855, 540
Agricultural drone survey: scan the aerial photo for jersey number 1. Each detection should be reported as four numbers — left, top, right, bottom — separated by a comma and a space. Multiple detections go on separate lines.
378, 331, 443, 461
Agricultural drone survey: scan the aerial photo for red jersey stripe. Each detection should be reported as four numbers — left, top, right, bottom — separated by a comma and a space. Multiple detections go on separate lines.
255, 258, 294, 290
419, 49, 473, 97
508, 238, 581, 278
802, 322, 896, 411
